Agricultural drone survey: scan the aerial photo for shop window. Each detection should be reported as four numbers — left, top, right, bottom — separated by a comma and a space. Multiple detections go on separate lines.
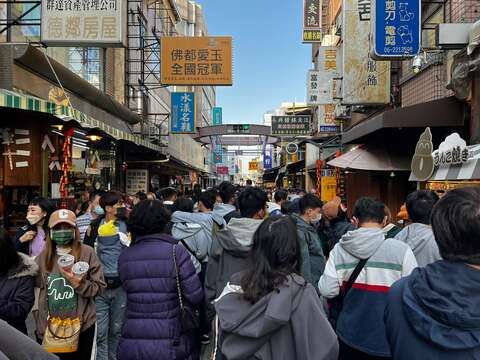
67, 48, 105, 90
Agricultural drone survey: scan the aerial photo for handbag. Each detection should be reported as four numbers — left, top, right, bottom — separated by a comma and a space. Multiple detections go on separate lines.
42, 316, 81, 353
172, 244, 200, 333
328, 258, 368, 329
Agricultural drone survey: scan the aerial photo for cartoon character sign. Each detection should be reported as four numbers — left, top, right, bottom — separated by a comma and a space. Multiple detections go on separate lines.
411, 127, 434, 181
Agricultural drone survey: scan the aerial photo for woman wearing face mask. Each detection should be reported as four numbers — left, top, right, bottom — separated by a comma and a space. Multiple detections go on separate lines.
15, 198, 56, 258
35, 209, 106, 359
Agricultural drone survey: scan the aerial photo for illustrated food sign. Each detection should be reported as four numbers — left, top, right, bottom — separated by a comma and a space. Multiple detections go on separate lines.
373, 0, 421, 57
433, 133, 470, 166
342, 0, 390, 104
170, 92, 195, 134
41, 0, 126, 46
161, 36, 233, 85
303, 0, 322, 42
271, 116, 311, 136
411, 128, 434, 181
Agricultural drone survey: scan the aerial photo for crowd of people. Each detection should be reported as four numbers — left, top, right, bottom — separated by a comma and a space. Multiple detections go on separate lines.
0, 182, 479, 360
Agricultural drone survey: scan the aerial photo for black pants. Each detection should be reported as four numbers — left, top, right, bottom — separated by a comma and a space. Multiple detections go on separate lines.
56, 325, 95, 360
339, 339, 391, 360
199, 262, 210, 336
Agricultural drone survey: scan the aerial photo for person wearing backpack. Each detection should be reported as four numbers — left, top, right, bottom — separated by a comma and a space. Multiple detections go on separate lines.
318, 197, 417, 359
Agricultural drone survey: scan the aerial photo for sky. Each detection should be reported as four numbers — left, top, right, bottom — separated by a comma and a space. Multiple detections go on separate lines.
197, 0, 312, 125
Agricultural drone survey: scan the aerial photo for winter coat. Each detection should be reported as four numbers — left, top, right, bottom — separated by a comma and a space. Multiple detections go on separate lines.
171, 210, 225, 265
394, 223, 442, 267
214, 273, 339, 360
385, 261, 480, 359
214, 204, 240, 224
318, 227, 418, 357
0, 253, 37, 334
205, 217, 263, 322
118, 233, 203, 360
35, 244, 106, 340
324, 218, 355, 252
291, 213, 326, 286
96, 220, 127, 278
0, 319, 59, 360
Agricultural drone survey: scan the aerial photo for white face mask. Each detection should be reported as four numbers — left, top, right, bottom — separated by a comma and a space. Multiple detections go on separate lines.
313, 214, 322, 223
26, 214, 43, 225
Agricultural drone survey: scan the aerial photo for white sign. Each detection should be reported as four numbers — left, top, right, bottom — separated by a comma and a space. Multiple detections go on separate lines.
41, 0, 126, 47
126, 169, 149, 195
433, 133, 470, 166
342, 0, 391, 104
307, 70, 335, 105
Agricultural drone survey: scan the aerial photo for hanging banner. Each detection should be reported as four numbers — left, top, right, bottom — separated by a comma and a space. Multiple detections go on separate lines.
263, 145, 273, 170
321, 176, 337, 202
372, 0, 421, 58
171, 92, 195, 134
212, 136, 223, 164
161, 36, 233, 86
249, 161, 259, 171
213, 107, 223, 125
217, 166, 229, 175
41, 0, 127, 47
342, 0, 390, 104
303, 0, 322, 42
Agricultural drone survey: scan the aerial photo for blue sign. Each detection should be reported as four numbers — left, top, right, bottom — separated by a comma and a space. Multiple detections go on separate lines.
212, 136, 223, 164
373, 0, 421, 58
213, 107, 222, 125
171, 92, 195, 134
263, 145, 273, 170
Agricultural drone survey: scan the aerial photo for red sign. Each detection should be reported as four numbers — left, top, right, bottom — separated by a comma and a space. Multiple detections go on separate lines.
217, 166, 229, 175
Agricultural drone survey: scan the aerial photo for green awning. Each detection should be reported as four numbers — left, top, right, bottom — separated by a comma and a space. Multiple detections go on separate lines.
0, 89, 163, 152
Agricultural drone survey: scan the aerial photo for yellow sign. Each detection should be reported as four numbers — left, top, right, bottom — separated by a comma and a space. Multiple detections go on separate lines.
249, 161, 259, 171
161, 36, 233, 86
321, 176, 337, 202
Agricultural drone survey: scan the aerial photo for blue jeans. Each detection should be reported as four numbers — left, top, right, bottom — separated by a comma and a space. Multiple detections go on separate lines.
95, 287, 127, 360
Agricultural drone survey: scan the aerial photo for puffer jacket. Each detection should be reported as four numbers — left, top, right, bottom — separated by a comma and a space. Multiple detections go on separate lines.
291, 213, 326, 286
0, 253, 37, 334
118, 234, 203, 360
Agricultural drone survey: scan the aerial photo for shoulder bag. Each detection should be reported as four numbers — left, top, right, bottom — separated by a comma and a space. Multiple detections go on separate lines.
328, 258, 368, 329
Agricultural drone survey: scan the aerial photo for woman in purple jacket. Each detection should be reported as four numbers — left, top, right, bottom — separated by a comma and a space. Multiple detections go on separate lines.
118, 200, 203, 360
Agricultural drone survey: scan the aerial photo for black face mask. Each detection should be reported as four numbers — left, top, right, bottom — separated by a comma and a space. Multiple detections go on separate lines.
116, 207, 127, 220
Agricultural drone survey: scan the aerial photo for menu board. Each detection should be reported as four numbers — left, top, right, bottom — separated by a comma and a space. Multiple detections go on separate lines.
126, 169, 148, 195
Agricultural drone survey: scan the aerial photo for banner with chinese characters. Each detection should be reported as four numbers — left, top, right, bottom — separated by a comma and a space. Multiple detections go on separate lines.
303, 0, 322, 42
307, 70, 335, 105
271, 116, 311, 137
321, 176, 337, 202
342, 0, 390, 104
317, 47, 339, 75
213, 107, 222, 125
161, 37, 233, 85
212, 136, 223, 164
263, 145, 273, 170
318, 104, 340, 133
41, 0, 126, 46
249, 161, 259, 171
373, 0, 421, 58
171, 92, 196, 134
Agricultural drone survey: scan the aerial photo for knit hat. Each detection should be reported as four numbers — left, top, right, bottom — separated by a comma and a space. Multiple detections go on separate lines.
322, 196, 342, 220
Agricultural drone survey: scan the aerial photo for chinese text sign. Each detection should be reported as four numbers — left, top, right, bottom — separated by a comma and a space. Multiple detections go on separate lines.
41, 0, 126, 46
373, 0, 421, 57
171, 92, 196, 134
342, 0, 391, 104
161, 37, 233, 86
303, 0, 322, 42
213, 107, 222, 125
271, 116, 311, 137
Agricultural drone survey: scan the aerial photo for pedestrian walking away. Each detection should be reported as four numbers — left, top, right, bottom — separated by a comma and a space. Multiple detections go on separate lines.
214, 216, 338, 360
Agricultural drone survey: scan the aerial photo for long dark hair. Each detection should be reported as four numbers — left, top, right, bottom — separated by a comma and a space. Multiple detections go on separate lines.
0, 227, 20, 275
241, 216, 302, 304
30, 197, 56, 231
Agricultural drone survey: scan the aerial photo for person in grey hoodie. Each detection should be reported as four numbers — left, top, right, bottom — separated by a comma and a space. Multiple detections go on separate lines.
290, 194, 326, 286
205, 187, 268, 322
214, 216, 338, 360
395, 190, 442, 267
214, 181, 240, 224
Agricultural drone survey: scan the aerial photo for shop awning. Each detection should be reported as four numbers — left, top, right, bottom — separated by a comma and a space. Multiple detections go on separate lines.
287, 159, 306, 174
328, 144, 411, 171
409, 144, 480, 181
342, 97, 465, 144
0, 89, 163, 152
263, 166, 280, 181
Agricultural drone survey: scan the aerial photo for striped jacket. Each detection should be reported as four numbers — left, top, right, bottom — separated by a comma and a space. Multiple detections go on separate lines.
318, 227, 417, 357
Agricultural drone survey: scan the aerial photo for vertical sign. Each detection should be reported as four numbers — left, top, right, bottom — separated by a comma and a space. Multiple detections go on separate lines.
41, 0, 126, 47
213, 107, 222, 125
373, 0, 421, 58
307, 70, 335, 105
171, 92, 196, 134
303, 0, 322, 43
212, 136, 223, 164
342, 0, 391, 104
263, 145, 273, 170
